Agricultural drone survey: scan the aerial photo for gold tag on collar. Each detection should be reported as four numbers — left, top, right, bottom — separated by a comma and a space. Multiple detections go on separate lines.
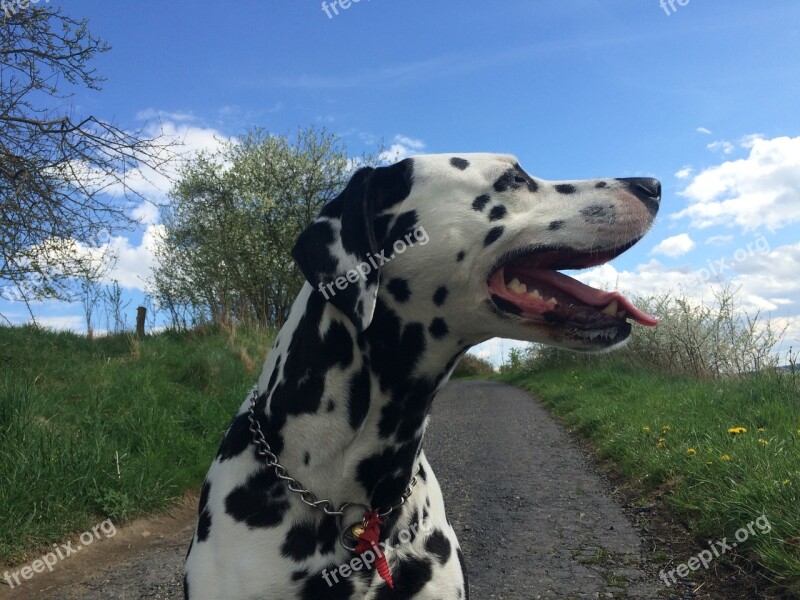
351, 524, 366, 539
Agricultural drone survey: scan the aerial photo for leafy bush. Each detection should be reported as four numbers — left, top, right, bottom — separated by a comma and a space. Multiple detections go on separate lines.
452, 353, 495, 378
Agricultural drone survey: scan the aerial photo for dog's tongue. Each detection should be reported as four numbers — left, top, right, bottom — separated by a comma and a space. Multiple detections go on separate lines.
491, 266, 658, 327
530, 270, 658, 326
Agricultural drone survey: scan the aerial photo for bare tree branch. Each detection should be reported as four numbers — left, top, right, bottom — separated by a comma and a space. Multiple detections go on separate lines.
0, 5, 178, 313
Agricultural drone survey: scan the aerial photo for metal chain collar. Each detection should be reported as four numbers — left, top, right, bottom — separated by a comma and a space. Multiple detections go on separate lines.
246, 388, 418, 527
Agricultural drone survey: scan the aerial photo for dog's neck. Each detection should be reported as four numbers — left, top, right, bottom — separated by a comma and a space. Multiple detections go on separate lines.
256, 284, 468, 512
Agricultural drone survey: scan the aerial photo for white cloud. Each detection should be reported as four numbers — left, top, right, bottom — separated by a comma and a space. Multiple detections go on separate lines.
103, 225, 165, 291
130, 201, 160, 225
379, 135, 426, 162
651, 233, 695, 258
696, 127, 712, 135
136, 108, 197, 123
83, 112, 233, 211
740, 133, 765, 148
675, 166, 694, 180
704, 234, 734, 246
674, 135, 800, 231
707, 140, 735, 154
36, 315, 85, 332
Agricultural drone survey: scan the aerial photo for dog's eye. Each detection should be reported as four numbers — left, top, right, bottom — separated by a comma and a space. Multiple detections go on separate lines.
514, 174, 527, 184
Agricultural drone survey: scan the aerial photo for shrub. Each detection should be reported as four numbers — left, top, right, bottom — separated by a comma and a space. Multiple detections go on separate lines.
502, 286, 790, 379
452, 353, 495, 378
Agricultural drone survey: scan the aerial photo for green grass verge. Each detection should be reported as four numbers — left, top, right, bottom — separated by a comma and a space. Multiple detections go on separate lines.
499, 362, 800, 595
0, 324, 274, 564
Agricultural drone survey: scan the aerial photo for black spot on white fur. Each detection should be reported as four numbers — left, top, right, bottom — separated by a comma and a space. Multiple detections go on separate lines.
347, 363, 371, 429
300, 565, 354, 599
554, 183, 577, 194
484, 226, 504, 247
374, 556, 433, 598
429, 318, 449, 339
548, 220, 565, 231
387, 278, 411, 302
493, 168, 518, 193
424, 529, 452, 565
433, 286, 448, 306
196, 481, 211, 542
224, 468, 289, 528
450, 157, 470, 170
472, 194, 490, 212
215, 413, 252, 462
489, 205, 507, 221
457, 547, 470, 598
281, 521, 318, 561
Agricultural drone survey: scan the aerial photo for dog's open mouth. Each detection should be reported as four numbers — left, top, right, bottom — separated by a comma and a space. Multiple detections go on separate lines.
487, 246, 658, 330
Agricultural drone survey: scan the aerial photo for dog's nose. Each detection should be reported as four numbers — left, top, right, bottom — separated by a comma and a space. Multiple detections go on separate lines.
617, 177, 661, 217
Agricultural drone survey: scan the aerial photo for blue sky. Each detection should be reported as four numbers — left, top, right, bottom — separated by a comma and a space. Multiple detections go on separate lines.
3, 1, 800, 364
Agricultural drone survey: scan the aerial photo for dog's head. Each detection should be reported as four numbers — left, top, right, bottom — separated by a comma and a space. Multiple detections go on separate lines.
292, 153, 659, 352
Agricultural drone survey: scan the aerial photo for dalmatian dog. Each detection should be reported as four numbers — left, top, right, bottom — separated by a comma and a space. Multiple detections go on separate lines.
183, 154, 660, 599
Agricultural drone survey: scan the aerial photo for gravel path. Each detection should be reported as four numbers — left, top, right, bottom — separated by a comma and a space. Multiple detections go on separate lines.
2, 380, 677, 599
426, 380, 664, 599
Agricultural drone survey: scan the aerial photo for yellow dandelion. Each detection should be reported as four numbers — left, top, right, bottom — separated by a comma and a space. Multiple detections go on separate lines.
706, 461, 714, 465
758, 439, 769, 445
783, 479, 792, 486
758, 427, 766, 433
642, 426, 651, 433
720, 454, 732, 462
687, 448, 697, 455
657, 438, 667, 449
662, 425, 671, 434
728, 427, 747, 434
796, 429, 800, 436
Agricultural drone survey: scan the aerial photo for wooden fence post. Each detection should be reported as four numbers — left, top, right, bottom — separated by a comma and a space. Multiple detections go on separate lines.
136, 306, 146, 338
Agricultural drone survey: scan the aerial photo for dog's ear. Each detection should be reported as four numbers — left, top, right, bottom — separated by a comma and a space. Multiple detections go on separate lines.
291, 166, 381, 331
292, 160, 413, 331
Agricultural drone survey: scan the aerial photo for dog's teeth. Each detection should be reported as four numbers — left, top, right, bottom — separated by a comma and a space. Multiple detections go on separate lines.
509, 278, 527, 294
601, 300, 618, 316
617, 309, 627, 318
528, 289, 542, 300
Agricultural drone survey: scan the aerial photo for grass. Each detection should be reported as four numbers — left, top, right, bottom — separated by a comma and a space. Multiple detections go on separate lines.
0, 323, 274, 565
499, 360, 800, 595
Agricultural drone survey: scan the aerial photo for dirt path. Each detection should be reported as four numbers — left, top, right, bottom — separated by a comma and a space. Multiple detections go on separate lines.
2, 380, 706, 599
0, 498, 196, 600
